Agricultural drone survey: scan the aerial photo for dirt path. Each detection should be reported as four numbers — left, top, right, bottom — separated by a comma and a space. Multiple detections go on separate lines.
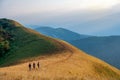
43, 50, 73, 68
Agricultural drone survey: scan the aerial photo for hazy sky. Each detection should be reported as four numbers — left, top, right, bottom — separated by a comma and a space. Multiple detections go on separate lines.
1, 0, 120, 36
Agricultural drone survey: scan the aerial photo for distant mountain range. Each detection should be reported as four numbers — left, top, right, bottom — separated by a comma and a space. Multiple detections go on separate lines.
70, 36, 120, 69
34, 27, 90, 42
33, 26, 120, 69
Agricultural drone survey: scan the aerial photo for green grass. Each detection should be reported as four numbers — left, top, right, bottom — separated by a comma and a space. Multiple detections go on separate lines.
0, 19, 66, 67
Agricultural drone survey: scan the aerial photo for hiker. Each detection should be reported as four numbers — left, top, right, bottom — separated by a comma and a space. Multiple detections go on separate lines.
33, 62, 36, 69
37, 62, 40, 69
28, 63, 32, 71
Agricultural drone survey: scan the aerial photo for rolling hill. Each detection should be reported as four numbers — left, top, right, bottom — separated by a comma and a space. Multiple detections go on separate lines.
0, 19, 120, 80
34, 27, 90, 42
0, 18, 70, 67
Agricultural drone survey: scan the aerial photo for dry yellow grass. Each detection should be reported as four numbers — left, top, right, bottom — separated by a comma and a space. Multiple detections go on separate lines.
0, 48, 120, 80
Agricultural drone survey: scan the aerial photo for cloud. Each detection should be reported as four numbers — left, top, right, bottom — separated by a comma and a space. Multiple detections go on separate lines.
1, 0, 120, 16
78, 0, 120, 9
1, 0, 120, 35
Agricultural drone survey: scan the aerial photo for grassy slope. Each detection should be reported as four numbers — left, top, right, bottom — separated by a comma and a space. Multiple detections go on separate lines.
0, 50, 120, 80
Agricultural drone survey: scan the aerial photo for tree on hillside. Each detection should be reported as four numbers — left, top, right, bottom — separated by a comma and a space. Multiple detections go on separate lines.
0, 40, 10, 57
0, 42, 5, 57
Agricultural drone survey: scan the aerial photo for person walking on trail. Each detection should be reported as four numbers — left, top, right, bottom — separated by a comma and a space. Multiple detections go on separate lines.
33, 62, 36, 69
28, 63, 32, 71
37, 62, 40, 69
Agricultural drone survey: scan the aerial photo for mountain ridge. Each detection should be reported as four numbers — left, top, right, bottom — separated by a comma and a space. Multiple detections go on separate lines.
34, 26, 90, 42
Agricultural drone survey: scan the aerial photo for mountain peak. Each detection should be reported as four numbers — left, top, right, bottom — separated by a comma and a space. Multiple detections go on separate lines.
0, 18, 23, 28
34, 26, 90, 41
